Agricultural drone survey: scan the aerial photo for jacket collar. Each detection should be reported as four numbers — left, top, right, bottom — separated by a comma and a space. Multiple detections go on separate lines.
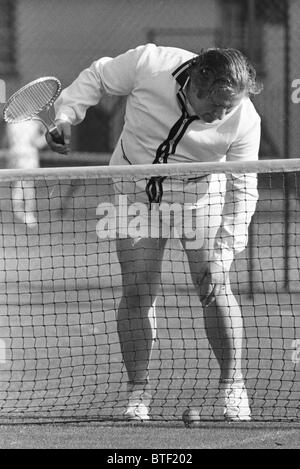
172, 58, 195, 88
172, 58, 196, 114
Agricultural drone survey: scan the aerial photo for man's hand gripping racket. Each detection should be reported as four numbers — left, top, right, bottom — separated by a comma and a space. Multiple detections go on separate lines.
3, 76, 70, 154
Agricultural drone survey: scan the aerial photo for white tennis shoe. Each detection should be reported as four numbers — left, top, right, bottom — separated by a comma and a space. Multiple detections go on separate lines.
124, 403, 150, 421
124, 385, 151, 421
221, 380, 251, 421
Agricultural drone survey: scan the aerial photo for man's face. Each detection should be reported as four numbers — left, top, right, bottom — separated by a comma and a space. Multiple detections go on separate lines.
186, 79, 245, 123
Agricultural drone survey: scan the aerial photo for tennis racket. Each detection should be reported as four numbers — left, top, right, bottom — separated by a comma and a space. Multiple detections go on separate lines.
3, 76, 64, 144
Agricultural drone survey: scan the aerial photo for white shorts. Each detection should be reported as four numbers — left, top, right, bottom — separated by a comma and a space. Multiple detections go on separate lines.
96, 173, 226, 250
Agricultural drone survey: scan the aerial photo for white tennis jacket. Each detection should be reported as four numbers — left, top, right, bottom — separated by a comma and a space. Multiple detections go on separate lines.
55, 44, 261, 271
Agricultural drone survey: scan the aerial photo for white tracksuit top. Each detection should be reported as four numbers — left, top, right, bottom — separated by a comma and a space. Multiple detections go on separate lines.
55, 43, 261, 270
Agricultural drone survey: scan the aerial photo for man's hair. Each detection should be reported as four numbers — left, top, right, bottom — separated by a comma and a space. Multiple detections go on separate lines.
189, 48, 263, 99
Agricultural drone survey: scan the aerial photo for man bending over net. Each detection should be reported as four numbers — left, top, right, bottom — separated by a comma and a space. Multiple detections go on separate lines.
46, 44, 262, 421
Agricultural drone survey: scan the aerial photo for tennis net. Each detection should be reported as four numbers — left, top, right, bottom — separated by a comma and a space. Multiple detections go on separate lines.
0, 158, 299, 422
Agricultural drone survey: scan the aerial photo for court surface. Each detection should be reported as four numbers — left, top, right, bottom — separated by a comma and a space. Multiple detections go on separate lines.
0, 421, 299, 449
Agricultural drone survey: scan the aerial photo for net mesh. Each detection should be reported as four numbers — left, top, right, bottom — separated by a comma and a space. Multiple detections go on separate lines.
0, 159, 299, 423
4, 79, 61, 123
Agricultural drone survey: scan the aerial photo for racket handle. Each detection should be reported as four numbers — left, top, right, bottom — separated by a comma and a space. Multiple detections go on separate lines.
49, 126, 65, 145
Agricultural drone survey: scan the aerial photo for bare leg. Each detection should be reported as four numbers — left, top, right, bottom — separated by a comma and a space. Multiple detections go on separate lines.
180, 195, 243, 382
182, 244, 244, 382
179, 191, 250, 420
116, 237, 167, 385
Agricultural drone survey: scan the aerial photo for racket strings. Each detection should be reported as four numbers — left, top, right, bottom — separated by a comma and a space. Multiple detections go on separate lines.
8, 84, 55, 118
4, 79, 60, 123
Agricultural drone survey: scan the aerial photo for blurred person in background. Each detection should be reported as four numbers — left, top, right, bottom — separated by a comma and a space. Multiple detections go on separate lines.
6, 120, 46, 227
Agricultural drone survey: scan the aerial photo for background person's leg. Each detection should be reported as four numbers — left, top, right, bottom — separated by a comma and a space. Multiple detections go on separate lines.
12, 180, 37, 227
